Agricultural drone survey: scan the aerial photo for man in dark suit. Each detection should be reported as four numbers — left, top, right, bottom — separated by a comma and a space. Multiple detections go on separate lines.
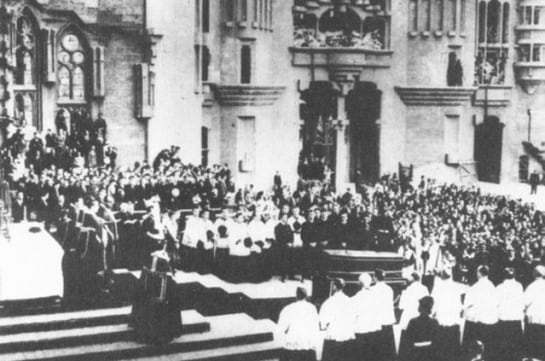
11, 191, 26, 223
331, 211, 352, 249
530, 170, 540, 195
301, 211, 318, 278
275, 213, 294, 281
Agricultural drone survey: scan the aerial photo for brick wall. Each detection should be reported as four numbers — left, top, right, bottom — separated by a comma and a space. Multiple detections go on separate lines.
102, 31, 146, 165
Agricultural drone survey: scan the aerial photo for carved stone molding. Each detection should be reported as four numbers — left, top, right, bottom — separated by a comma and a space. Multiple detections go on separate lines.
394, 86, 477, 106
145, 28, 163, 69
290, 47, 393, 69
212, 84, 286, 106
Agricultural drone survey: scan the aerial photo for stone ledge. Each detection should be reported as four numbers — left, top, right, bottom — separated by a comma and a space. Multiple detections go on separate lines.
289, 47, 393, 69
473, 85, 513, 107
212, 84, 286, 106
394, 86, 477, 106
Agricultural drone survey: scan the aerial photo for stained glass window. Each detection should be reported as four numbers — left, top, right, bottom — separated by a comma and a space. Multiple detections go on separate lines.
57, 32, 87, 101
58, 66, 70, 99
15, 17, 35, 85
14, 93, 34, 126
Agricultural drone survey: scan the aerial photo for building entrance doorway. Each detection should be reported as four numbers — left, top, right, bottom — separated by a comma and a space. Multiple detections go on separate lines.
298, 81, 338, 183
475, 116, 503, 183
346, 81, 381, 185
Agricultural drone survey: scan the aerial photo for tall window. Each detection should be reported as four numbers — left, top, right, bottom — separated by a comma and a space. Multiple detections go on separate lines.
240, 45, 251, 84
14, 17, 36, 86
196, 45, 210, 82
460, 0, 466, 32
13, 14, 39, 128
422, 0, 431, 31
239, 0, 248, 22
475, 0, 509, 85
502, 3, 509, 43
478, 1, 486, 42
434, 0, 444, 31
203, 0, 210, 32
224, 0, 234, 22
238, 117, 256, 173
14, 93, 34, 126
268, 0, 273, 29
487, 0, 500, 43
447, 0, 457, 31
201, 127, 209, 167
409, 0, 418, 31
57, 32, 87, 102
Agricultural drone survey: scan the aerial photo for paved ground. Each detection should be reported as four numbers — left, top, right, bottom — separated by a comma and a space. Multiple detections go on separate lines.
476, 181, 545, 210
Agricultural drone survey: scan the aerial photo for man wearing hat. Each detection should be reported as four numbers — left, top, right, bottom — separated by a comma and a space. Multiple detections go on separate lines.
524, 265, 545, 361
399, 296, 439, 361
277, 287, 320, 361
353, 273, 382, 361
319, 278, 355, 361
495, 267, 524, 361
372, 268, 396, 361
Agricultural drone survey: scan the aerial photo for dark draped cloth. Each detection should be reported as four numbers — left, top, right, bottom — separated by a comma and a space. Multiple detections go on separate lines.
524, 323, 545, 361
131, 268, 182, 344
462, 321, 497, 361
378, 325, 397, 361
399, 315, 440, 361
495, 320, 522, 361
434, 325, 461, 361
322, 339, 355, 361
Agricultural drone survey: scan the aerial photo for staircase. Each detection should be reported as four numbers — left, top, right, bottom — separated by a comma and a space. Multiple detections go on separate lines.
443, 155, 479, 184
522, 141, 545, 170
0, 306, 282, 361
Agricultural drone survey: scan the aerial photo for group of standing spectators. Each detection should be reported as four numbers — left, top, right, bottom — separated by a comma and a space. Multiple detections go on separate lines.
1, 110, 116, 178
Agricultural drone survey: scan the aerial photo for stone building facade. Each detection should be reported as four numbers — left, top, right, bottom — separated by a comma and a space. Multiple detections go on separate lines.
1, 0, 545, 189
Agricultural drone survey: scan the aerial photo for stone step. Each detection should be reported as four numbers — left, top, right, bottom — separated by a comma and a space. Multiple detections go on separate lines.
0, 306, 132, 335
0, 310, 209, 354
1, 313, 276, 361
118, 340, 282, 361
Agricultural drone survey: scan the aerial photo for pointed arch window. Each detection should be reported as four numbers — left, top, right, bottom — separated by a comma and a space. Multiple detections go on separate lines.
13, 12, 40, 128
14, 93, 34, 126
58, 66, 70, 99
14, 17, 36, 86
57, 32, 87, 102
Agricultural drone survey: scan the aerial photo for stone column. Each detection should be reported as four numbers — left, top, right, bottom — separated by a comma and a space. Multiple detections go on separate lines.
334, 88, 350, 189
335, 118, 349, 189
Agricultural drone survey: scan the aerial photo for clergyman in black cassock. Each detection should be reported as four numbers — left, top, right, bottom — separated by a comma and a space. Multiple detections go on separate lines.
399, 296, 439, 361
131, 251, 182, 344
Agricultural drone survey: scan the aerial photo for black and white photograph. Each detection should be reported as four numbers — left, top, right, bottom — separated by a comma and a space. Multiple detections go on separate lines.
0, 0, 544, 360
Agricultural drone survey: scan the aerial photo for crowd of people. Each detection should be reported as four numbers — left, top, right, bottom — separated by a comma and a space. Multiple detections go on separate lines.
279, 265, 545, 361
1, 110, 115, 177
2, 112, 545, 357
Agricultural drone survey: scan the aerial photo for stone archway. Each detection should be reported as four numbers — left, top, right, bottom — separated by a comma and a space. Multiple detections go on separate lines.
298, 81, 339, 181
346, 81, 381, 184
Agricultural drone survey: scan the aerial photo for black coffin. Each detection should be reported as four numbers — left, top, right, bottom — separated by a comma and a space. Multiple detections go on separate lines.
313, 249, 406, 300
